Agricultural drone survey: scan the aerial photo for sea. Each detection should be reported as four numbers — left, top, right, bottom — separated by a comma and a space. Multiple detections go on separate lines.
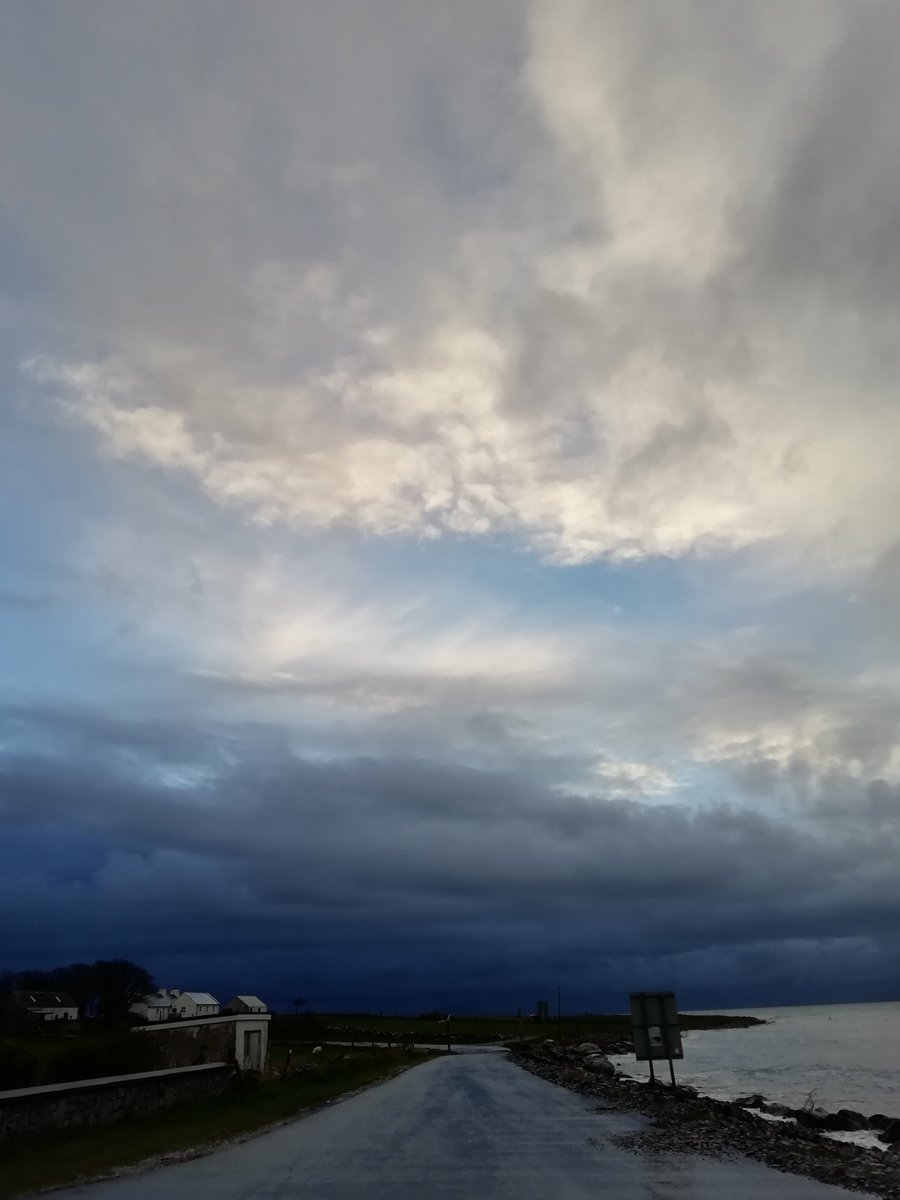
611, 1002, 900, 1134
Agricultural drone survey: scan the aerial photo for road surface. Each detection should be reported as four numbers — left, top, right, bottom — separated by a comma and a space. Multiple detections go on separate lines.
45, 1050, 874, 1199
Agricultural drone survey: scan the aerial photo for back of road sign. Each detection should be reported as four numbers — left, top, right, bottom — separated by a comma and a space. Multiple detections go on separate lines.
629, 991, 683, 1061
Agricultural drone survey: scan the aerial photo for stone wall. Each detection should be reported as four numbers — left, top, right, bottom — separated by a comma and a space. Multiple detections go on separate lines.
142, 1020, 236, 1068
0, 1062, 230, 1140
138, 1013, 270, 1072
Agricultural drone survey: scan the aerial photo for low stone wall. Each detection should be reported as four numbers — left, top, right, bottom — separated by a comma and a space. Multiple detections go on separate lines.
137, 1013, 270, 1072
142, 1020, 236, 1068
0, 1062, 230, 1140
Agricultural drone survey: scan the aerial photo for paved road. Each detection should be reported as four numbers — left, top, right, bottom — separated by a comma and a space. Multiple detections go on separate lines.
46, 1051, 874, 1199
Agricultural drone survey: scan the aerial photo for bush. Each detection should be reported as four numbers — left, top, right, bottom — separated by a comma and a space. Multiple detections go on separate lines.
0, 1042, 40, 1089
104, 1032, 165, 1076
47, 1033, 164, 1084
0, 1008, 40, 1038
46, 1043, 108, 1084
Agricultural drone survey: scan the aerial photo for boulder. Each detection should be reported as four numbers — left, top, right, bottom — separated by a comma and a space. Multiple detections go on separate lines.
795, 1106, 832, 1129
763, 1103, 794, 1118
869, 1113, 894, 1130
583, 1052, 615, 1076
827, 1109, 869, 1132
835, 1108, 868, 1128
576, 1042, 601, 1054
734, 1093, 768, 1110
878, 1118, 900, 1145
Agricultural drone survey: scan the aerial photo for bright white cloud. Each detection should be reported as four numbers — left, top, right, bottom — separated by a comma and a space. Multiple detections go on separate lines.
20, 0, 900, 571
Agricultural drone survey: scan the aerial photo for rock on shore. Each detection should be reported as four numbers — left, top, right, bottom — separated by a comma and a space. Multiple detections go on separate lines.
512, 1041, 900, 1200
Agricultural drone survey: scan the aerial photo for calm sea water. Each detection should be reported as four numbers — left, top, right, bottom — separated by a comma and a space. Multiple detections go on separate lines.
612, 1001, 900, 1117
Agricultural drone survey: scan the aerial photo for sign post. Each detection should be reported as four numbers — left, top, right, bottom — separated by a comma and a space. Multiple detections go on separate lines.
629, 991, 683, 1087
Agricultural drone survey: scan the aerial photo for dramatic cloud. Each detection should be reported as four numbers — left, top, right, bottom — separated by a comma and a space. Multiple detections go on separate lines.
2, 1, 899, 1008
2, 703, 898, 1008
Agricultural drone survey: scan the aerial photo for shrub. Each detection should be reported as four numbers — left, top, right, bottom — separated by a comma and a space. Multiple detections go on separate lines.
47, 1043, 109, 1084
0, 1042, 40, 1089
104, 1032, 165, 1076
47, 1033, 164, 1084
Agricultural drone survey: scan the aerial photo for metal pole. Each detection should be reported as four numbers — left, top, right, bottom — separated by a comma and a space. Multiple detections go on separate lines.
640, 994, 656, 1085
446, 1016, 451, 1053
660, 998, 676, 1087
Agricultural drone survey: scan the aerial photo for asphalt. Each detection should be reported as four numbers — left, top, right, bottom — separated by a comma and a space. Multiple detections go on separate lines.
44, 1050, 876, 1199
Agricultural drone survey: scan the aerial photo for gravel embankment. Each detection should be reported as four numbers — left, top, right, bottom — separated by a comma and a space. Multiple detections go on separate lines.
512, 1040, 900, 1200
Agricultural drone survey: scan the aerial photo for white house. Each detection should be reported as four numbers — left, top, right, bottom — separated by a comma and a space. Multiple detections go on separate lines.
131, 988, 220, 1022
225, 995, 267, 1014
130, 990, 174, 1022
15, 991, 79, 1021
170, 989, 220, 1018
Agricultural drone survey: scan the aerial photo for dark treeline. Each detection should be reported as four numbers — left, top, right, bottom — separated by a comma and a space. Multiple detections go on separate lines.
1, 959, 154, 1024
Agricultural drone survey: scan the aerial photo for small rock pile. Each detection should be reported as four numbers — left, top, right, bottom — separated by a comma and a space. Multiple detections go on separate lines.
734, 1092, 900, 1142
512, 1040, 900, 1200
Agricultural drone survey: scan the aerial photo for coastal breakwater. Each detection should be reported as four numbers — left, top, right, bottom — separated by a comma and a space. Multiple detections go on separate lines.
513, 1040, 900, 1200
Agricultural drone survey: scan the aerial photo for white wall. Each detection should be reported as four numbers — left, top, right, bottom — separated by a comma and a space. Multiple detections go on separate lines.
31, 1007, 78, 1022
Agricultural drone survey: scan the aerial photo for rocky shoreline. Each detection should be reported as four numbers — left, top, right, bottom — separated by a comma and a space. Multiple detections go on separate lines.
512, 1040, 900, 1200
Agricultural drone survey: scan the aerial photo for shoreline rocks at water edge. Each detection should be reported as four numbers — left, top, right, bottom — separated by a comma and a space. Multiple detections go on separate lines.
512, 1040, 900, 1200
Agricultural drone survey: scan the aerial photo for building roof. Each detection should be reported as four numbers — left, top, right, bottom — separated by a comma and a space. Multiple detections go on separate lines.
180, 992, 219, 1005
15, 991, 77, 1009
233, 995, 266, 1008
141, 994, 173, 1008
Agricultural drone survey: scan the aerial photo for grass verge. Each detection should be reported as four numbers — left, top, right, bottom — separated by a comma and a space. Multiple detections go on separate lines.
0, 1049, 433, 1199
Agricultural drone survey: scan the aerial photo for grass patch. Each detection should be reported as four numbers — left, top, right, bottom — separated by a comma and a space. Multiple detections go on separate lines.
0, 1049, 432, 1199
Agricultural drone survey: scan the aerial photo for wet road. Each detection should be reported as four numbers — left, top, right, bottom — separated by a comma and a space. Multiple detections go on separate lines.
45, 1050, 874, 1199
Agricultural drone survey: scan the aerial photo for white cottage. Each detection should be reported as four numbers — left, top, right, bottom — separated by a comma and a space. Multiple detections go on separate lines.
15, 991, 78, 1021
170, 989, 220, 1018
225, 995, 267, 1014
130, 990, 174, 1022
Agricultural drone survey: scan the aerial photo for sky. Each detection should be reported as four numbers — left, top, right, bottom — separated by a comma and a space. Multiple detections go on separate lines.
2, 0, 900, 1014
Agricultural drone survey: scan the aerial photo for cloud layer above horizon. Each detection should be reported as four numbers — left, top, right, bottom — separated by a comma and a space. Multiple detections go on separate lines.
2, 0, 899, 1010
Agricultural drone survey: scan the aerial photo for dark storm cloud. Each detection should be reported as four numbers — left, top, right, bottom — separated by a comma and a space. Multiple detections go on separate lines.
2, 704, 898, 1005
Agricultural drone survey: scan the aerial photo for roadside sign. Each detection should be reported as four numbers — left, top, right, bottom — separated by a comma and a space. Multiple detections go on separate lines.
629, 991, 683, 1085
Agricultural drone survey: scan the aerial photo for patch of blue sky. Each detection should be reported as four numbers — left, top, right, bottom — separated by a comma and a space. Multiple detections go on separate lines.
299, 524, 705, 628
